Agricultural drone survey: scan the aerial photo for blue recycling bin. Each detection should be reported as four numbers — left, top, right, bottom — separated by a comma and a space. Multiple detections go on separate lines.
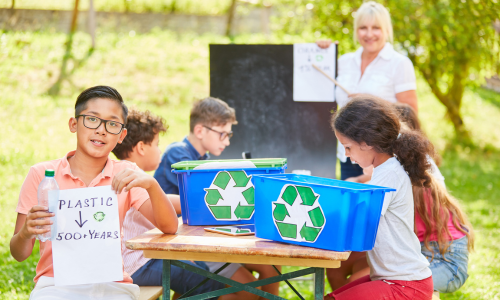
253, 174, 395, 251
172, 159, 287, 226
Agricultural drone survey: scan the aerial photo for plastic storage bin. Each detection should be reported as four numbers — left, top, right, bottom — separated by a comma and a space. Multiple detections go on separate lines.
172, 158, 287, 226
253, 174, 395, 251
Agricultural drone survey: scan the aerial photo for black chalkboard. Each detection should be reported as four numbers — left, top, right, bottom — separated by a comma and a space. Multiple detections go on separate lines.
210, 44, 337, 178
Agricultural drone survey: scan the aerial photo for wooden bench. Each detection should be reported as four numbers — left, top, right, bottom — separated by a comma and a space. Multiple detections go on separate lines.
138, 286, 163, 300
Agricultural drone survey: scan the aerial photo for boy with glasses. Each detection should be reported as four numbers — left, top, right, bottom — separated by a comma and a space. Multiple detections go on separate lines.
154, 97, 236, 195
11, 86, 178, 299
154, 97, 281, 300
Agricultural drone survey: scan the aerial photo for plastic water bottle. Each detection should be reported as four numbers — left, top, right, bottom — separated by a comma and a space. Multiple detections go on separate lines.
37, 169, 59, 242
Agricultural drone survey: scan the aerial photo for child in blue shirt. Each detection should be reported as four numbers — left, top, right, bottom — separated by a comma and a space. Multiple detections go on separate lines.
154, 97, 233, 194
154, 97, 281, 300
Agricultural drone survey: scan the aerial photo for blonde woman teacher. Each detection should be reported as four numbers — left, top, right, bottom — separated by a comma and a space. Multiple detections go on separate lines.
317, 1, 418, 182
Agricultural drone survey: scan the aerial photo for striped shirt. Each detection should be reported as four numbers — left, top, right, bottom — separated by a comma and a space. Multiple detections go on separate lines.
121, 207, 155, 275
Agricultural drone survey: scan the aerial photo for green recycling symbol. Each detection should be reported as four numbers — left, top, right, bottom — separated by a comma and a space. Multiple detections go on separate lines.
204, 171, 255, 220
272, 185, 326, 243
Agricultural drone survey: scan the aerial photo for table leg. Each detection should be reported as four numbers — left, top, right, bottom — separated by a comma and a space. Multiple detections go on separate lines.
314, 268, 325, 300
163, 260, 171, 300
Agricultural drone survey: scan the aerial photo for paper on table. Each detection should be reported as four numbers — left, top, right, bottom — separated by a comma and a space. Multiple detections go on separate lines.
50, 186, 123, 286
293, 43, 336, 102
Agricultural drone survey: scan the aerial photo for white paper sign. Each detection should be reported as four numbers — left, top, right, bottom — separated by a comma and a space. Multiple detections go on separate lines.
293, 43, 336, 102
50, 186, 123, 286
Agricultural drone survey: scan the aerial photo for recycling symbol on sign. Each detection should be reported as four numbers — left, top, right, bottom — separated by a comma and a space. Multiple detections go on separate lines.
204, 171, 255, 220
272, 185, 326, 243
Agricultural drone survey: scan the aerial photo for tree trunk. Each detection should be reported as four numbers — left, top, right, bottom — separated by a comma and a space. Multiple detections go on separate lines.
124, 0, 129, 13
438, 94, 470, 141
414, 48, 471, 142
422, 71, 471, 142
226, 0, 237, 37
88, 0, 96, 49
48, 0, 80, 96
170, 0, 177, 13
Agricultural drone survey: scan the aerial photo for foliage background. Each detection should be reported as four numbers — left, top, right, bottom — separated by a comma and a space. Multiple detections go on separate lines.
1, 1, 500, 299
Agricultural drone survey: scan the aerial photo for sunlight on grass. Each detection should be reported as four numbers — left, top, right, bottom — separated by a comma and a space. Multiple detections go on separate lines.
1, 29, 499, 299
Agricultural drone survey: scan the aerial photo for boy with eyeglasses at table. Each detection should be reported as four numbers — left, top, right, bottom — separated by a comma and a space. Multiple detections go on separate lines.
11, 86, 178, 300
154, 97, 281, 300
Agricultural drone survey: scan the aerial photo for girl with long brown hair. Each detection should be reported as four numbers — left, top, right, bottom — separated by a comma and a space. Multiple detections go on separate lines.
325, 95, 434, 300
326, 102, 474, 297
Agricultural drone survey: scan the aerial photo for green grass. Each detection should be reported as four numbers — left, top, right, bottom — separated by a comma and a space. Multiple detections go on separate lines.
1, 29, 500, 299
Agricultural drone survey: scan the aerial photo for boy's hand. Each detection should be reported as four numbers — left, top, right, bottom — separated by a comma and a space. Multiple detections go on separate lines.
20, 206, 54, 240
112, 168, 156, 193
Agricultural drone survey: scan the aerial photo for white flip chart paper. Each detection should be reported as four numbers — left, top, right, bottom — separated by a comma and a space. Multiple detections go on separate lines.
293, 43, 336, 102
50, 186, 123, 286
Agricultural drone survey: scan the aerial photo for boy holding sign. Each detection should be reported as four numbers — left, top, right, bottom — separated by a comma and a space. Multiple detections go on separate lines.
10, 86, 178, 300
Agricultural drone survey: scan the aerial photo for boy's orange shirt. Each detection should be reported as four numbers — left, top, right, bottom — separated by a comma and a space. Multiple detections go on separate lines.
16, 150, 149, 284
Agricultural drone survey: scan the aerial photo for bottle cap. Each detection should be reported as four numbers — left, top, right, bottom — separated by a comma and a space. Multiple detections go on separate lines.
45, 169, 55, 177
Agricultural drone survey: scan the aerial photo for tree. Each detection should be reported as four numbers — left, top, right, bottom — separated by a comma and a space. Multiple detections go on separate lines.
389, 0, 499, 141
277, 0, 500, 141
48, 0, 95, 96
226, 0, 238, 37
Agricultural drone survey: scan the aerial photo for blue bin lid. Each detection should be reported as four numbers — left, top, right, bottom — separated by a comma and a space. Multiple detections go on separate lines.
253, 174, 396, 193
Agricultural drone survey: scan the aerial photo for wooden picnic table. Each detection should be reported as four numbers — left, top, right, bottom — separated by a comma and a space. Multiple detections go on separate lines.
126, 220, 350, 300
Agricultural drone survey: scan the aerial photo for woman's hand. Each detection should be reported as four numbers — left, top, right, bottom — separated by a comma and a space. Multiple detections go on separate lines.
316, 40, 332, 49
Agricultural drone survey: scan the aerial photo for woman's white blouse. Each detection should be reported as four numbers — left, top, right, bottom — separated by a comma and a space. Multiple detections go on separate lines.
335, 43, 416, 107
335, 43, 417, 163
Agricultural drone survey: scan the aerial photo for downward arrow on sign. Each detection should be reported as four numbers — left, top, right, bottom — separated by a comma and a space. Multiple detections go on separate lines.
75, 211, 88, 228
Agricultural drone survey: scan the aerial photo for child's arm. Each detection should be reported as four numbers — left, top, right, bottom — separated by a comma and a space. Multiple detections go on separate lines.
112, 169, 178, 234
10, 207, 54, 262
345, 165, 374, 183
169, 195, 182, 215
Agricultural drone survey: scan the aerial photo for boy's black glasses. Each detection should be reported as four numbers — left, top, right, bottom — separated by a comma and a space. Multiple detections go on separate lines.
203, 125, 233, 141
76, 115, 125, 135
